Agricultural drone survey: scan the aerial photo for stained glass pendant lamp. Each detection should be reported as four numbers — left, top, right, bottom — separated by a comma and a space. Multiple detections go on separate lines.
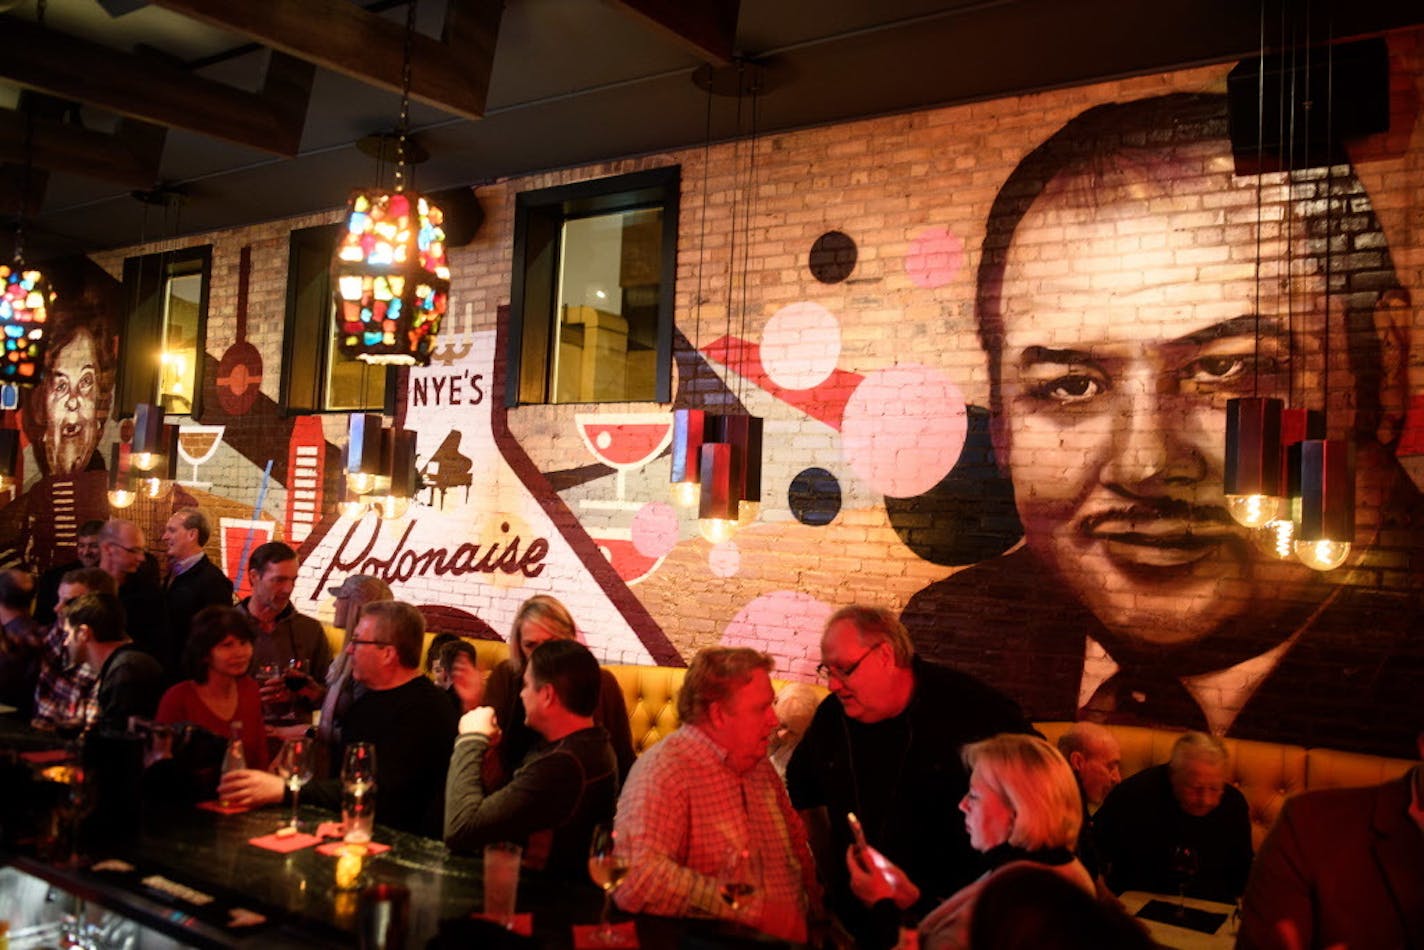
331, 0, 449, 366
0, 265, 50, 383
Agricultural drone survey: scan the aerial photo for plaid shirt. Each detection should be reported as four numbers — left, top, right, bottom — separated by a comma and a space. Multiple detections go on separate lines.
614, 724, 820, 942
30, 621, 97, 727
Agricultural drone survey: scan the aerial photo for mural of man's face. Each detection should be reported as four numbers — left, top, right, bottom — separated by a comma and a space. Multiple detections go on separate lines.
44, 331, 101, 474
992, 147, 1355, 650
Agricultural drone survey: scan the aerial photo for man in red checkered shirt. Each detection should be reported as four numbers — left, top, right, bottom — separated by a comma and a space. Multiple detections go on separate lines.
614, 647, 821, 942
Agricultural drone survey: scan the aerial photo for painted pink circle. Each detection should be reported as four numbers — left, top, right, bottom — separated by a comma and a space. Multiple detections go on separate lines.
905, 227, 965, 289
841, 364, 968, 497
761, 301, 841, 390
720, 591, 835, 681
707, 541, 740, 577
631, 502, 679, 558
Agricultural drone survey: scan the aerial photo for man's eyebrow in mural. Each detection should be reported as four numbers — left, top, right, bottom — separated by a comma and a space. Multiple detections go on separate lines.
901, 91, 1423, 760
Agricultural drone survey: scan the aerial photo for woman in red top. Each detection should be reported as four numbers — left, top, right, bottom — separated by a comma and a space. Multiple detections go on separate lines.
156, 606, 270, 770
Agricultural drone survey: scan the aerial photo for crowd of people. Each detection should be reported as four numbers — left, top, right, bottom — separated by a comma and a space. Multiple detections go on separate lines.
1, 511, 1420, 949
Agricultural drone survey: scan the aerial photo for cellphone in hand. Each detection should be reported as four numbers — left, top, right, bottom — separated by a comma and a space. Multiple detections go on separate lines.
847, 811, 869, 855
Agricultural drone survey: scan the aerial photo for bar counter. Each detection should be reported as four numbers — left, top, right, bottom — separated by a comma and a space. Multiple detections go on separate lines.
1, 715, 790, 948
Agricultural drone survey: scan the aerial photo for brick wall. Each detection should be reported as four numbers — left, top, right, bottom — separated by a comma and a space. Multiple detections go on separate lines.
13, 28, 1423, 756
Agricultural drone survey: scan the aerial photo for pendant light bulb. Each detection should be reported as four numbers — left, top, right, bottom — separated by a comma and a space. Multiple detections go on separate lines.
338, 497, 370, 519
142, 477, 164, 499
375, 495, 412, 520
1225, 493, 1282, 529
107, 488, 136, 509
1254, 518, 1296, 560
347, 471, 379, 495
130, 451, 159, 473
698, 517, 737, 545
671, 480, 700, 509
1294, 538, 1350, 572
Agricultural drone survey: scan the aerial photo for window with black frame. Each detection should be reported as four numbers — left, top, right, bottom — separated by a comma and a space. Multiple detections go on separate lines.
118, 245, 211, 418
508, 166, 679, 406
282, 223, 392, 414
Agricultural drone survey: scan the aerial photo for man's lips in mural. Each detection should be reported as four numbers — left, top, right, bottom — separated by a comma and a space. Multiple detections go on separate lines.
1077, 503, 1239, 568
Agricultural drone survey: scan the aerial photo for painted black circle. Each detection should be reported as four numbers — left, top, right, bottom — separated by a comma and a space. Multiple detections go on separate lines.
808, 231, 857, 284
788, 467, 841, 526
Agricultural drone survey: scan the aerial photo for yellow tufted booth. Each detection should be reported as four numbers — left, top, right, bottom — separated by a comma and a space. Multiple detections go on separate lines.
325, 628, 1415, 847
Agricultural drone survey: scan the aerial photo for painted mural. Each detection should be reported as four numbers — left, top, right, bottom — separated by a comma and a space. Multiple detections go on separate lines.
3, 37, 1422, 760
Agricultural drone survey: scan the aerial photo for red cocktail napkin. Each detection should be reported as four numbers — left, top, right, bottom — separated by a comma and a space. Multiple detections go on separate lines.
471, 912, 533, 936
196, 800, 252, 815
316, 840, 390, 856
248, 831, 321, 853
572, 922, 638, 947
21, 749, 71, 765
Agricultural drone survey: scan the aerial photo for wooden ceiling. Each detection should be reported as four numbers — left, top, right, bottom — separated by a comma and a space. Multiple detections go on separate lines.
1, 0, 1421, 260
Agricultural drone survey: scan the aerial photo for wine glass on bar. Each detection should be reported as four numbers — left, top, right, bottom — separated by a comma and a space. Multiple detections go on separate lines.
587, 824, 633, 946
1169, 844, 1198, 918
274, 737, 315, 832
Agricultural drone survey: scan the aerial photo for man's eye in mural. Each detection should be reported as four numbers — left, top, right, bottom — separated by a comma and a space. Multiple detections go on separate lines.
76, 373, 95, 397
1031, 371, 1106, 405
1181, 354, 1287, 390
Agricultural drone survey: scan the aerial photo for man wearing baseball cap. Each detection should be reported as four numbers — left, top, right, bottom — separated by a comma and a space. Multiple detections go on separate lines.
317, 574, 393, 744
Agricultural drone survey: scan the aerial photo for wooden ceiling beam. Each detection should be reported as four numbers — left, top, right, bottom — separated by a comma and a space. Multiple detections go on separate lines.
607, 0, 739, 66
0, 112, 165, 188
147, 0, 502, 121
0, 14, 312, 156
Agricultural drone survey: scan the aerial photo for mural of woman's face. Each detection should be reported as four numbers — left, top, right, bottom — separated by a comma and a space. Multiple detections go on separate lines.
44, 331, 101, 475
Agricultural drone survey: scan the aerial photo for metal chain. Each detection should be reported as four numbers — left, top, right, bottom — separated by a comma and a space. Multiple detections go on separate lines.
395, 0, 418, 193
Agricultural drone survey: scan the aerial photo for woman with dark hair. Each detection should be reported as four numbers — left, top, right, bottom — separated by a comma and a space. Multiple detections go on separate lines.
440, 638, 484, 714
483, 595, 635, 784
155, 606, 270, 769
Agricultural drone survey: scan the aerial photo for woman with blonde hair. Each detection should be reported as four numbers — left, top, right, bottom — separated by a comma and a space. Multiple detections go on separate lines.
482, 595, 635, 785
847, 733, 1092, 950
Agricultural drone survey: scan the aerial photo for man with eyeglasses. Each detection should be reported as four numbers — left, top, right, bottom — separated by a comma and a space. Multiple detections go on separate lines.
99, 519, 165, 663
220, 601, 456, 837
786, 605, 1032, 945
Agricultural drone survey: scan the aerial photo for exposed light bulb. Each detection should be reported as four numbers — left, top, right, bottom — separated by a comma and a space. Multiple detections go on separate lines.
697, 517, 736, 545
374, 495, 411, 520
130, 451, 159, 472
1225, 493, 1282, 529
738, 499, 761, 527
347, 472, 379, 495
1254, 519, 1296, 560
338, 498, 370, 519
142, 477, 164, 499
1294, 538, 1351, 572
107, 488, 137, 509
671, 481, 700, 508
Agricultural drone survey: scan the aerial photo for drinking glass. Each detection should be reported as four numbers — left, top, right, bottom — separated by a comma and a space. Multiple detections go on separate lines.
342, 743, 378, 843
1169, 844, 1198, 917
285, 658, 311, 697
587, 824, 633, 945
718, 846, 760, 917
274, 737, 315, 832
483, 842, 523, 928
257, 663, 282, 720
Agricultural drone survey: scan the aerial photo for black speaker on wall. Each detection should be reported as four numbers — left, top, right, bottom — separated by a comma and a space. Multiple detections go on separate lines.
1226, 37, 1389, 174
429, 186, 484, 247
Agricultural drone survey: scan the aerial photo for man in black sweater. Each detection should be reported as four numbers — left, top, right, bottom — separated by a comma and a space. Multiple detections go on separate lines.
220, 600, 457, 837
787, 604, 1035, 944
445, 638, 617, 876
1094, 731, 1253, 902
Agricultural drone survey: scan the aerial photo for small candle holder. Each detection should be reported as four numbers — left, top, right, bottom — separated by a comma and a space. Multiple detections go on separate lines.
334, 843, 369, 891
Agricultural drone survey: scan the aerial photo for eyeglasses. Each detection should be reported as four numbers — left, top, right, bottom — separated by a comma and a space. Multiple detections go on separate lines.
816, 642, 881, 683
105, 541, 144, 556
348, 638, 391, 649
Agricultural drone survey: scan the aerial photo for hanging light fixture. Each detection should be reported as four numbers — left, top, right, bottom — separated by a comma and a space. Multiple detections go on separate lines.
695, 59, 765, 544
1, 78, 54, 385
371, 427, 419, 520
1292, 437, 1354, 570
1224, 396, 1284, 528
141, 424, 180, 499
129, 402, 166, 471
331, 0, 450, 366
345, 413, 387, 496
1256, 407, 1323, 558
107, 443, 136, 509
